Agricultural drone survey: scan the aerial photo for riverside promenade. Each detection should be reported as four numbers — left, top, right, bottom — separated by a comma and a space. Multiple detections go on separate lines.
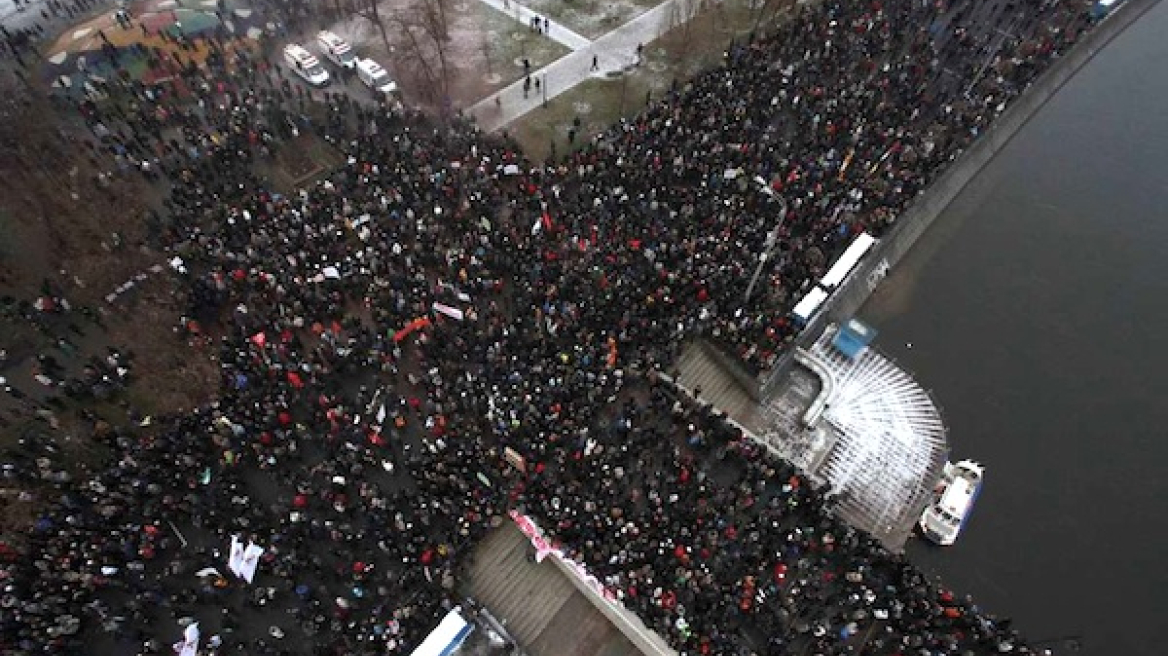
759, 0, 1162, 394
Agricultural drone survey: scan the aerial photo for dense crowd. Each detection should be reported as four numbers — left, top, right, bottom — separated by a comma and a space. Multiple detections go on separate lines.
0, 0, 1098, 654
550, 0, 1093, 372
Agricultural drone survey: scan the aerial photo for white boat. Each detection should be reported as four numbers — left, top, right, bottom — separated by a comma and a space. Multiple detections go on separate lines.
919, 460, 984, 545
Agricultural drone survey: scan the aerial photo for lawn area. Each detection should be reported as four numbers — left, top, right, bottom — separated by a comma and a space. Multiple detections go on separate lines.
509, 0, 784, 161
517, 0, 664, 39
468, 1, 573, 89
347, 2, 571, 111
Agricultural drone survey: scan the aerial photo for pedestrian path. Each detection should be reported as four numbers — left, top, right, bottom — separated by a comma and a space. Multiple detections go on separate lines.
474, 0, 593, 51
468, 0, 689, 133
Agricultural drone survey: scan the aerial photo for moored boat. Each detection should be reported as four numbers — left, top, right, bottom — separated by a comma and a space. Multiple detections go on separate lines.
919, 460, 984, 545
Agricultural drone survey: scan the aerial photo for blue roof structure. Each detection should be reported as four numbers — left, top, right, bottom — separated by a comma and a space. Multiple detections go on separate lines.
832, 319, 878, 359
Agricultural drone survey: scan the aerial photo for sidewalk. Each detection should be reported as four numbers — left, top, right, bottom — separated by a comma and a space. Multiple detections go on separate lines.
468, 0, 687, 133
474, 0, 593, 51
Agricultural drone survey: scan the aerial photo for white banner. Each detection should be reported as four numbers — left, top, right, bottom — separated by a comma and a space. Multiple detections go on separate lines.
228, 536, 244, 578
176, 622, 199, 656
432, 302, 465, 321
239, 542, 265, 584
509, 511, 618, 602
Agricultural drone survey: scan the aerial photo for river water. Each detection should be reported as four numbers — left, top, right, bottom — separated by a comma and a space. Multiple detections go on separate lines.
860, 4, 1168, 655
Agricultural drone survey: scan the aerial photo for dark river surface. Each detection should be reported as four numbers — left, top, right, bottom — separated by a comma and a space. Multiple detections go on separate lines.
860, 4, 1168, 655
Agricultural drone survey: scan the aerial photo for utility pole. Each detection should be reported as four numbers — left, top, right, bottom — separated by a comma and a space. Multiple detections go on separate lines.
744, 194, 788, 305
963, 18, 1020, 100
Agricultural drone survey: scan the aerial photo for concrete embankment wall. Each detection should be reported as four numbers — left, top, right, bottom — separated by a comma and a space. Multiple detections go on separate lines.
762, 0, 1160, 394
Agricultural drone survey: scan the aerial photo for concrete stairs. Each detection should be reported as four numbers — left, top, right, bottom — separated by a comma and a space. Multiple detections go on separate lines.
530, 591, 643, 656
463, 523, 644, 656
674, 341, 765, 435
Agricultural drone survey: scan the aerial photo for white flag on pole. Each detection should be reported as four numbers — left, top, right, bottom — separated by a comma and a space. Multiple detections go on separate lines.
228, 536, 245, 578
239, 542, 265, 584
176, 622, 199, 656
432, 302, 465, 321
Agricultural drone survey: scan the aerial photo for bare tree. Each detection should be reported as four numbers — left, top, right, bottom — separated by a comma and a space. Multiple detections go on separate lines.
671, 0, 704, 61
748, 0, 790, 39
386, 0, 454, 107
354, 0, 394, 55
389, 13, 440, 101
417, 0, 452, 97
422, 0, 451, 42
481, 38, 494, 80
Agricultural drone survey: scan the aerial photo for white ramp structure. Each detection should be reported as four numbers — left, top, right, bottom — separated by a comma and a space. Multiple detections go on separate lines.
797, 324, 948, 550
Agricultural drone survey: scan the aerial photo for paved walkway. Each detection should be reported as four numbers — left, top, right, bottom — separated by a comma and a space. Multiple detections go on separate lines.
469, 0, 690, 133
475, 0, 594, 51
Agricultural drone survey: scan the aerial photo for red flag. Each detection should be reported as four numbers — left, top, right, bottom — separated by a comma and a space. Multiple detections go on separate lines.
287, 372, 304, 388
541, 212, 553, 231
392, 317, 432, 343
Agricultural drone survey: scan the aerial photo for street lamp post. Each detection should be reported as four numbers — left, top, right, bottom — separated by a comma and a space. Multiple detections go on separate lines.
743, 191, 788, 306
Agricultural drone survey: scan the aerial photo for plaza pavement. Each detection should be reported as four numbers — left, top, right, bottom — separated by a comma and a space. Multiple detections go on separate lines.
468, 0, 692, 132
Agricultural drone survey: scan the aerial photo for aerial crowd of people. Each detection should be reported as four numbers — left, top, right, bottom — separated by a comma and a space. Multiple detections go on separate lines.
0, 0, 1097, 654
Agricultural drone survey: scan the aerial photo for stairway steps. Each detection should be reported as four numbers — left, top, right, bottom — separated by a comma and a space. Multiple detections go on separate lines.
472, 526, 527, 598
531, 591, 645, 656
674, 342, 765, 435
465, 524, 580, 649
532, 592, 607, 655
496, 549, 536, 604
508, 561, 573, 642
464, 524, 659, 656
